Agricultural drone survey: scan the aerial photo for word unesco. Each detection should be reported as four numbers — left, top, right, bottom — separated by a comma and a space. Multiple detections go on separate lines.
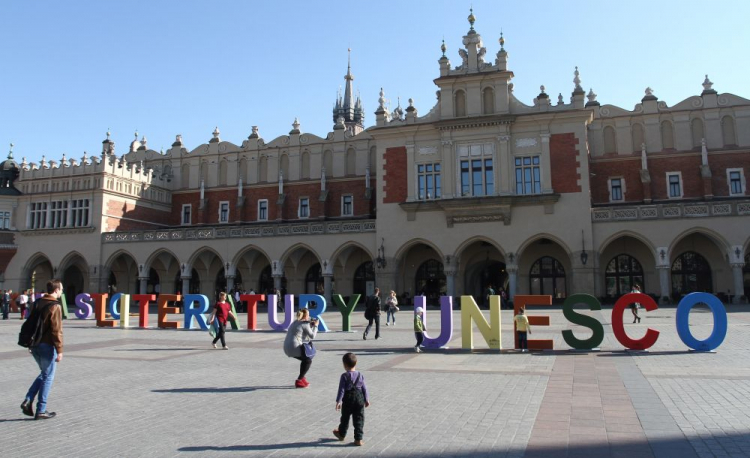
56, 292, 727, 352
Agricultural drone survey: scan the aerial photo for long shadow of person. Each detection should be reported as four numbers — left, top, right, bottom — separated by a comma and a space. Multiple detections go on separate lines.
178, 438, 340, 452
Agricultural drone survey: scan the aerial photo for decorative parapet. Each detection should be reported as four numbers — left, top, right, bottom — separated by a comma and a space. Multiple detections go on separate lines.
102, 219, 376, 243
592, 201, 749, 222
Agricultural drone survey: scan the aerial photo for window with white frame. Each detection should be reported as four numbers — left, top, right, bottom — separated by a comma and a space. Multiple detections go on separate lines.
458, 143, 494, 197
667, 172, 683, 199
258, 199, 268, 221
515, 156, 541, 195
298, 197, 309, 218
727, 168, 745, 196
50, 201, 68, 228
182, 204, 191, 225
29, 202, 48, 229
70, 199, 90, 227
219, 201, 229, 223
609, 178, 624, 202
342, 195, 353, 216
417, 163, 441, 199
0, 211, 10, 229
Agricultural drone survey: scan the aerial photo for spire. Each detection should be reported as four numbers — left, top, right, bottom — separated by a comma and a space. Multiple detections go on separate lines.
573, 66, 584, 94
8, 143, 13, 160
468, 7, 476, 32
343, 48, 355, 121
334, 49, 364, 133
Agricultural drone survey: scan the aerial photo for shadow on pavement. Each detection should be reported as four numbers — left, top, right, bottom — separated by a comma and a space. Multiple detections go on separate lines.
115, 348, 205, 351
153, 386, 294, 393
178, 438, 339, 451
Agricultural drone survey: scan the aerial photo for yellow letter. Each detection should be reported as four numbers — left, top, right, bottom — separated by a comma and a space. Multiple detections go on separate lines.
461, 295, 501, 350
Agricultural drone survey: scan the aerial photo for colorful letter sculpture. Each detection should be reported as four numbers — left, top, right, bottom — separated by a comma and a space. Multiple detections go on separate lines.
183, 294, 209, 330
157, 294, 182, 329
514, 295, 553, 350
239, 294, 264, 330
415, 296, 453, 349
299, 294, 329, 332
59, 294, 69, 319
93, 293, 118, 327
267, 294, 294, 331
561, 294, 604, 350
74, 293, 94, 319
109, 293, 132, 328
676, 292, 728, 351
334, 294, 360, 332
461, 295, 501, 350
133, 294, 155, 327
611, 293, 660, 350
224, 295, 241, 330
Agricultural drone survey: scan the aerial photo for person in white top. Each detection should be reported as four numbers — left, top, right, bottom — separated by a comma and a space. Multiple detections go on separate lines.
18, 290, 30, 319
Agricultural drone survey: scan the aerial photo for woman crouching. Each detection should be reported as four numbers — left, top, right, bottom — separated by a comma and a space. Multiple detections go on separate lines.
283, 308, 318, 388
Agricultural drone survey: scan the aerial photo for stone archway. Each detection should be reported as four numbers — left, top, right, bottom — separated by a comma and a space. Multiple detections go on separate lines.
23, 253, 54, 294
598, 234, 656, 301
517, 237, 572, 303
330, 242, 374, 301
454, 238, 507, 306
396, 242, 445, 306
280, 244, 321, 298
106, 250, 138, 295
145, 249, 181, 295
668, 232, 729, 301
59, 252, 90, 305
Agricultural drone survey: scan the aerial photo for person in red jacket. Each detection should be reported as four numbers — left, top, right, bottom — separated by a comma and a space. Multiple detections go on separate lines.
208, 292, 237, 349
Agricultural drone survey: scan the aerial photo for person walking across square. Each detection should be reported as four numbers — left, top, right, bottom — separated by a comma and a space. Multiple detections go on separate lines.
332, 352, 370, 446
414, 306, 427, 353
21, 279, 64, 420
208, 292, 237, 349
363, 287, 381, 340
515, 307, 531, 352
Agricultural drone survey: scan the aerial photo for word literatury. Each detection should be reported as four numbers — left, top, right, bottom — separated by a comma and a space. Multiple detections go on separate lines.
71, 292, 727, 352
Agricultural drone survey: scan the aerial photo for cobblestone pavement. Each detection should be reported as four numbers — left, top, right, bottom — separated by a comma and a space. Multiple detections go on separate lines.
0, 304, 748, 457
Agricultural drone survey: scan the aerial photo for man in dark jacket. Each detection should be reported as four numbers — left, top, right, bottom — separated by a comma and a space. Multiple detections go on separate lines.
21, 279, 64, 420
363, 287, 381, 340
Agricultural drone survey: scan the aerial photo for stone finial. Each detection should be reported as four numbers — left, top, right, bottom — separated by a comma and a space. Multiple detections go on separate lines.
82, 151, 88, 164
140, 135, 147, 148
290, 117, 300, 134
701, 74, 717, 95
585, 88, 600, 107
212, 126, 220, 139
467, 7, 475, 31
499, 30, 505, 51
21, 157, 28, 169
558, 93, 564, 105
378, 88, 387, 110
642, 87, 658, 102
645, 87, 653, 97
537, 85, 548, 99
40, 155, 48, 168
249, 126, 259, 139
441, 39, 446, 58
334, 115, 345, 130
61, 153, 68, 167
106, 129, 111, 140
574, 67, 581, 88
8, 142, 13, 160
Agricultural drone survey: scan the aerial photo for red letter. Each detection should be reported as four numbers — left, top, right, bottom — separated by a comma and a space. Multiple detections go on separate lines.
611, 293, 659, 350
91, 293, 117, 327
133, 294, 156, 328
158, 294, 182, 329
514, 295, 553, 350
240, 294, 265, 330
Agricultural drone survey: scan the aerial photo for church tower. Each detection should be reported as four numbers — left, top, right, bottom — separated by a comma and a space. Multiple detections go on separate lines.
332, 49, 365, 135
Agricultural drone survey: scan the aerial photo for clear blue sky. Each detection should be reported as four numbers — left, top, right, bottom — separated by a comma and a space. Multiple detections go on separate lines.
2, 0, 749, 164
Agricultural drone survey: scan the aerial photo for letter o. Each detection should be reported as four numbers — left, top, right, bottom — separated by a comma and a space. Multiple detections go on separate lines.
676, 292, 727, 352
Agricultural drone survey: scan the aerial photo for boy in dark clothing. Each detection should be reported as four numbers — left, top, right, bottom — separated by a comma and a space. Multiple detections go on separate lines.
333, 352, 370, 446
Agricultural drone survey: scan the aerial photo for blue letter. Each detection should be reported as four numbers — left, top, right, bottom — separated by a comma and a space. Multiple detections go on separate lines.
676, 292, 727, 351
183, 294, 209, 330
299, 294, 329, 332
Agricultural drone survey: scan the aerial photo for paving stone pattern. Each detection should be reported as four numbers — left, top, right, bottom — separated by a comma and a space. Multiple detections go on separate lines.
0, 305, 748, 457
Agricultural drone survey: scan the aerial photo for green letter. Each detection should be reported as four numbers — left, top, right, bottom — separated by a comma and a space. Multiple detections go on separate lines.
561, 294, 604, 350
334, 294, 360, 332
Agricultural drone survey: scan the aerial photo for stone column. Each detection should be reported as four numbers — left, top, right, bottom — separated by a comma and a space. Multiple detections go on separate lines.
181, 277, 190, 296
657, 266, 671, 304
540, 134, 553, 193
138, 277, 148, 295
731, 263, 745, 304
323, 274, 333, 303
273, 274, 282, 291
507, 265, 518, 301
226, 276, 235, 294
444, 268, 456, 299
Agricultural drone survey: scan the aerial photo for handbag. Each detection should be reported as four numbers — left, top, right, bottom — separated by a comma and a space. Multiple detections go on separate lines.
303, 341, 316, 358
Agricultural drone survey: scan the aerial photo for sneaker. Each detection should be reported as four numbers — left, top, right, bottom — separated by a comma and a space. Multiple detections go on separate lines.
294, 379, 306, 388
363, 333, 367, 340
20, 400, 34, 417
300, 377, 309, 387
384, 323, 389, 326
212, 343, 217, 349
354, 439, 364, 446
332, 429, 345, 441
35, 411, 56, 420
415, 347, 421, 353
223, 346, 229, 350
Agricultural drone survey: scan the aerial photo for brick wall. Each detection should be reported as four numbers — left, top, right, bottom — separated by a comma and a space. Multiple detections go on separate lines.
106, 199, 172, 231
171, 179, 373, 225
383, 146, 407, 203
589, 151, 750, 204
550, 133, 581, 193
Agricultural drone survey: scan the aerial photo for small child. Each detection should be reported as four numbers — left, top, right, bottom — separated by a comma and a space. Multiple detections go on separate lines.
514, 307, 532, 352
414, 306, 427, 353
333, 353, 370, 446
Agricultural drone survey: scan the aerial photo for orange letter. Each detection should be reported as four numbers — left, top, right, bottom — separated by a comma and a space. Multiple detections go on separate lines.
92, 293, 118, 327
133, 294, 156, 328
514, 295, 553, 350
157, 294, 182, 329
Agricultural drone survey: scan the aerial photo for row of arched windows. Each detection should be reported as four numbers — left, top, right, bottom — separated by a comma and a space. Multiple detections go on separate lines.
179, 148, 376, 188
602, 115, 737, 154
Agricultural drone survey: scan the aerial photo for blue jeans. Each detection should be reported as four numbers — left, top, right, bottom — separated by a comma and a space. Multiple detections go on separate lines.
386, 308, 396, 324
25, 343, 57, 413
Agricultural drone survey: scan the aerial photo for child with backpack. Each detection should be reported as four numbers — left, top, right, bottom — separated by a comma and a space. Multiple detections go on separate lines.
414, 306, 427, 352
332, 352, 370, 446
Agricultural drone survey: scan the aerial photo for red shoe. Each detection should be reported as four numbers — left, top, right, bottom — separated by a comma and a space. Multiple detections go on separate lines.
295, 378, 309, 388
300, 377, 310, 387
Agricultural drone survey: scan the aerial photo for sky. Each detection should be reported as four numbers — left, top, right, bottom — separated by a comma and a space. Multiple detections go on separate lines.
2, 0, 749, 165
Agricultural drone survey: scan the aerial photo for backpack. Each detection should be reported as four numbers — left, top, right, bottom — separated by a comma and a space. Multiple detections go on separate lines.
343, 373, 365, 407
18, 301, 55, 348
